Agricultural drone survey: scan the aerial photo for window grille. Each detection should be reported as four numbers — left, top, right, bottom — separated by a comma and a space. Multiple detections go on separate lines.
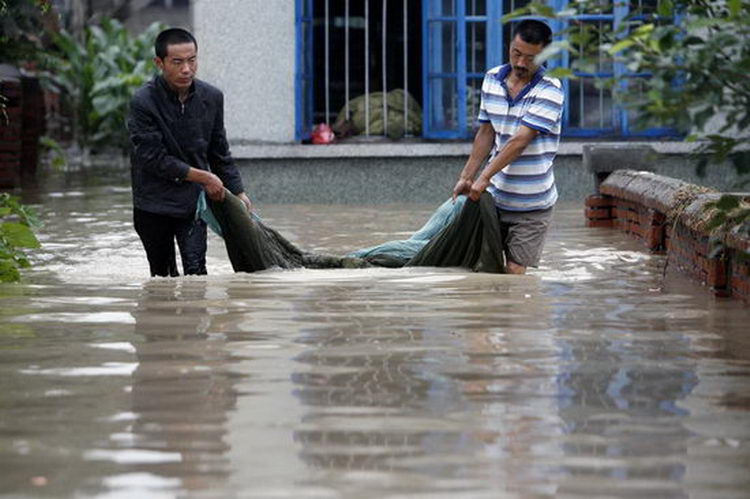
295, 0, 679, 141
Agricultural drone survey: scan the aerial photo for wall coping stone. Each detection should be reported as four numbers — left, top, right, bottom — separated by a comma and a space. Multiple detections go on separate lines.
230, 140, 701, 160
599, 169, 750, 255
600, 170, 704, 214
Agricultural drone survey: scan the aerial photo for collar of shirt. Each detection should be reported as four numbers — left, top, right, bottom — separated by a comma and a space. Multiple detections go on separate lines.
155, 75, 197, 104
494, 65, 546, 106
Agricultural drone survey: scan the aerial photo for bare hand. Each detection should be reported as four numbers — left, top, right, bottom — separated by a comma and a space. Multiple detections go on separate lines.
469, 177, 490, 201
203, 172, 225, 201
237, 192, 252, 212
452, 178, 472, 202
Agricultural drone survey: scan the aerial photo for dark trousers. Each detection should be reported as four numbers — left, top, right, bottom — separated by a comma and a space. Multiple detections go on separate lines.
133, 208, 207, 277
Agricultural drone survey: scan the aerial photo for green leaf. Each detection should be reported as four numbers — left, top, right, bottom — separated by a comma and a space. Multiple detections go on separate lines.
729, 151, 750, 175
609, 39, 635, 54
0, 222, 40, 249
705, 211, 727, 231
716, 195, 741, 211
545, 67, 575, 79
535, 40, 569, 64
0, 259, 21, 283
501, 6, 531, 23
633, 23, 655, 38
693, 106, 714, 130
728, 0, 742, 17
657, 0, 674, 18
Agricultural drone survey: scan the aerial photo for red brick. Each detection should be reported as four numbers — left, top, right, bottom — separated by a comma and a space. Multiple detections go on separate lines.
586, 219, 614, 228
586, 195, 613, 208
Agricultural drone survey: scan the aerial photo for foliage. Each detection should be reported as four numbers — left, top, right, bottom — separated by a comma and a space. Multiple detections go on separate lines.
0, 0, 51, 64
0, 193, 40, 282
704, 194, 750, 260
39, 135, 67, 169
44, 18, 164, 153
0, 91, 7, 125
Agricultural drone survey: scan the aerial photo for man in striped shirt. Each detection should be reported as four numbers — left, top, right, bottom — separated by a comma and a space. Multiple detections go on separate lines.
452, 19, 564, 275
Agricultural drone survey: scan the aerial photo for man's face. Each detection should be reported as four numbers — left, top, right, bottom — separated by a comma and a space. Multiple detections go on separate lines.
155, 42, 197, 93
509, 35, 545, 80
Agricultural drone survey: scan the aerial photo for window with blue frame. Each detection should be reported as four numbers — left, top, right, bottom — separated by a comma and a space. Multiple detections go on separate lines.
295, 0, 678, 141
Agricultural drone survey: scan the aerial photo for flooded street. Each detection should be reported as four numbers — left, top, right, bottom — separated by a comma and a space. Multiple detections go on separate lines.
1, 170, 750, 498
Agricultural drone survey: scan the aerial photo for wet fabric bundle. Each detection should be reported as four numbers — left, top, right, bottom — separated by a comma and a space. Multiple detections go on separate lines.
201, 190, 506, 274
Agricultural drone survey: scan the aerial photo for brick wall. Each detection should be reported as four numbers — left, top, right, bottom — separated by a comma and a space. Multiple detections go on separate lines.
0, 79, 23, 188
585, 169, 750, 304
0, 76, 46, 188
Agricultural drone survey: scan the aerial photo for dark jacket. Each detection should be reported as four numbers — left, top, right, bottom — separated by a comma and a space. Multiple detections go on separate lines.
128, 76, 245, 218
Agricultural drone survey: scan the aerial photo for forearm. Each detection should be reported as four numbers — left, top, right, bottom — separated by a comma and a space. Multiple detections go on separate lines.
459, 124, 495, 180
479, 135, 532, 181
186, 167, 218, 185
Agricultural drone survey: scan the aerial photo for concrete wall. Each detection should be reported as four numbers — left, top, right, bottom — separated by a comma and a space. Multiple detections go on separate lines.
193, 0, 296, 144
236, 155, 746, 205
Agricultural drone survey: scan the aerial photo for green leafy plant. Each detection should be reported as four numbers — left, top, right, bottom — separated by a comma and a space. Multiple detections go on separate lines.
0, 193, 40, 282
44, 18, 164, 155
39, 135, 67, 169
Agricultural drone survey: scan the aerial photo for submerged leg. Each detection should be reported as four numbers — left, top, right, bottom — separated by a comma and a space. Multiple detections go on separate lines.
176, 217, 208, 275
505, 260, 527, 275
133, 208, 179, 277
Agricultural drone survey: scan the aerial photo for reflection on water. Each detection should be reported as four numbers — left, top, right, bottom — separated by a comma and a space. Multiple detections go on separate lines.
0, 173, 749, 498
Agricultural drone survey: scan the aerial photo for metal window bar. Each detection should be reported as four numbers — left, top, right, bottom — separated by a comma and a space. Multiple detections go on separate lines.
382, 0, 388, 137
365, 0, 370, 136
325, 0, 330, 124
579, 21, 584, 127
470, 0, 477, 127
345, 0, 350, 120
403, 0, 408, 136
598, 21, 604, 128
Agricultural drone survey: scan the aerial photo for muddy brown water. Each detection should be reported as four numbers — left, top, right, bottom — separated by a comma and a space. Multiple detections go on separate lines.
1, 177, 749, 498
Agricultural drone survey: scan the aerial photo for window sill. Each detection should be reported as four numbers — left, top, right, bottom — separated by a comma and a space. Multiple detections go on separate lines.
231, 139, 698, 160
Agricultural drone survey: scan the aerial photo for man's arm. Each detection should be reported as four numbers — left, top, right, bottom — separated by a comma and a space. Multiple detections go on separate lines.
452, 122, 495, 201
128, 98, 226, 201
469, 125, 538, 201
207, 91, 252, 211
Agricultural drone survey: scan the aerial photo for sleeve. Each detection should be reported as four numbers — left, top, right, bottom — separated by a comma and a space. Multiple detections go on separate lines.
476, 73, 492, 124
127, 97, 191, 183
520, 83, 564, 134
207, 91, 244, 195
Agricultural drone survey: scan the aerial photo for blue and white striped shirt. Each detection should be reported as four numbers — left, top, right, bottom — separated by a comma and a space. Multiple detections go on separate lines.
477, 64, 564, 211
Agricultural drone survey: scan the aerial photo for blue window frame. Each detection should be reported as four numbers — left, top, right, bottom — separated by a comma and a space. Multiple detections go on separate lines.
422, 0, 503, 138
295, 0, 315, 141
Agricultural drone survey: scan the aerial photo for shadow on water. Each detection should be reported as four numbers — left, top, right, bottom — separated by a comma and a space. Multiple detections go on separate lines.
0, 168, 749, 497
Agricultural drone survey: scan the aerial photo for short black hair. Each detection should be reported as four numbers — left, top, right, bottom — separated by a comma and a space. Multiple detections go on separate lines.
512, 20, 552, 47
154, 28, 197, 59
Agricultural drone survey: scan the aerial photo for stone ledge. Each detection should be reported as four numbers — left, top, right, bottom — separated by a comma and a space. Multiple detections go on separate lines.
231, 140, 700, 160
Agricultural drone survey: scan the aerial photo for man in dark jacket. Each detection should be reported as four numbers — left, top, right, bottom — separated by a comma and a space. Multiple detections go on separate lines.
128, 28, 252, 277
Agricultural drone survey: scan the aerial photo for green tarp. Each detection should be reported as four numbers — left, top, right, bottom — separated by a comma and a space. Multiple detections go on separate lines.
204, 190, 505, 274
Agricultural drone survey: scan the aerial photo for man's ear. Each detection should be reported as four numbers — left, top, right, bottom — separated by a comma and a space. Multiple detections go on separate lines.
153, 57, 164, 71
